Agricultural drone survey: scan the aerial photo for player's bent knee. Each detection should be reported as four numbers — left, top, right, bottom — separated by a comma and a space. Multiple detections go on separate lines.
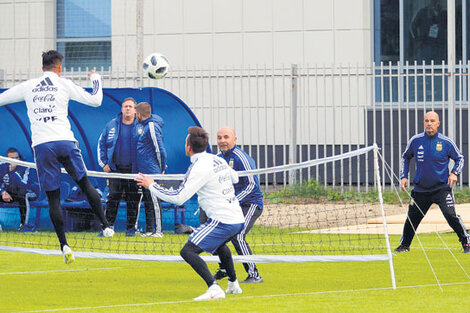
180, 241, 203, 259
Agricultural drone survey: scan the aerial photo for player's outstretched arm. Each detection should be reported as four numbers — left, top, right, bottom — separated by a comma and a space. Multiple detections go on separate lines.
66, 70, 103, 107
0, 82, 27, 106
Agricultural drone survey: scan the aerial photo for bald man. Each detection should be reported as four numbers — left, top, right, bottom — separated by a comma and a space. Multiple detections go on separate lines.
396, 111, 470, 254
212, 127, 265, 283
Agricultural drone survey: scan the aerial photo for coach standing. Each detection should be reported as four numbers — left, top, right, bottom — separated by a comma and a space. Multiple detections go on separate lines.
98, 98, 140, 236
136, 102, 166, 237
396, 111, 470, 254
213, 126, 264, 283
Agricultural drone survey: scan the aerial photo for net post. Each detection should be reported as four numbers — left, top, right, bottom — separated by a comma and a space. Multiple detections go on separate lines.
374, 144, 397, 290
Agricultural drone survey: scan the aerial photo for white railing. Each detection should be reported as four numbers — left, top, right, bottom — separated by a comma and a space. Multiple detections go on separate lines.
2, 62, 469, 191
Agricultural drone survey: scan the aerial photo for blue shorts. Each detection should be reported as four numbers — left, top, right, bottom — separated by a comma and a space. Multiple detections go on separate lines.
189, 218, 244, 254
33, 141, 87, 191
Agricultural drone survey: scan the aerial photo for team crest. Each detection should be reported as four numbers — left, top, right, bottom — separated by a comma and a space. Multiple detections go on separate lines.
229, 158, 234, 168
436, 142, 442, 151
138, 128, 143, 135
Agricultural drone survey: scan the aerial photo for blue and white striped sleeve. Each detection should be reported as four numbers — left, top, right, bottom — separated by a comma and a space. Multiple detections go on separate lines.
400, 137, 415, 179
448, 138, 464, 175
233, 149, 256, 202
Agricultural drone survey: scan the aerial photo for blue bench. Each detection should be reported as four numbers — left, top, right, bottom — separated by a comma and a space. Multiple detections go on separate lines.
1, 181, 186, 232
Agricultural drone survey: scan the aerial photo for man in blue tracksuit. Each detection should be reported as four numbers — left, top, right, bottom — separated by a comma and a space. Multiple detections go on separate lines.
212, 126, 264, 283
0, 147, 39, 231
136, 101, 167, 237
396, 111, 470, 254
98, 98, 140, 236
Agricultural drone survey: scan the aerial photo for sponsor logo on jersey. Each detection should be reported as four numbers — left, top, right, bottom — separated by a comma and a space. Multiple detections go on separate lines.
218, 173, 231, 183
36, 116, 58, 123
417, 145, 424, 162
32, 77, 58, 92
2, 174, 9, 185
33, 104, 55, 114
33, 94, 56, 103
213, 158, 227, 173
108, 127, 116, 140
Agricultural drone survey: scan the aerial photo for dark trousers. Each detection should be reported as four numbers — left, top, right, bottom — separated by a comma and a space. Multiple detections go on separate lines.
141, 187, 162, 233
105, 173, 141, 230
232, 203, 262, 277
0, 191, 27, 225
401, 188, 470, 247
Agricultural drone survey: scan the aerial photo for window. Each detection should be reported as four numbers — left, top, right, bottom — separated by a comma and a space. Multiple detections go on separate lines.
375, 0, 468, 64
56, 0, 111, 71
374, 0, 469, 104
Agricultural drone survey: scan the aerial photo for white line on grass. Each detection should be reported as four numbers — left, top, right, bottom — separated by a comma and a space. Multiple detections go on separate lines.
0, 267, 121, 276
16, 281, 470, 313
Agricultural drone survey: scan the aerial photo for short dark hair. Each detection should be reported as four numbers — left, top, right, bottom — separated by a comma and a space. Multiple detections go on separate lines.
187, 127, 208, 153
136, 102, 152, 117
122, 97, 137, 107
6, 147, 22, 160
42, 50, 63, 70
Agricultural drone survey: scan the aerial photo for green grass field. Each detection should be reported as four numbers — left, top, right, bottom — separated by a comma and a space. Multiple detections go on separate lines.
1, 233, 470, 313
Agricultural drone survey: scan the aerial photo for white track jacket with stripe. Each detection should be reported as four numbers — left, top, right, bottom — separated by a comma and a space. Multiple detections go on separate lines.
149, 151, 245, 224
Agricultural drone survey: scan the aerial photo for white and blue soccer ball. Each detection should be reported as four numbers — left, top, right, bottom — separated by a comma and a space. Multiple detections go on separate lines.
143, 53, 170, 79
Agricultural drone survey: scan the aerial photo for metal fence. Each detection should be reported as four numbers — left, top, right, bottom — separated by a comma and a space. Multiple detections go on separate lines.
1, 61, 470, 192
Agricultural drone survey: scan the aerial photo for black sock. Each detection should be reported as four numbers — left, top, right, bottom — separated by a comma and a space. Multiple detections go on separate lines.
216, 244, 237, 282
180, 242, 215, 287
77, 176, 109, 229
46, 189, 68, 250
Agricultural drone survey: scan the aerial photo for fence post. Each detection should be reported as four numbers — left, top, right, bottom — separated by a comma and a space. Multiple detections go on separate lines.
136, 0, 144, 86
289, 64, 298, 185
447, 0, 456, 141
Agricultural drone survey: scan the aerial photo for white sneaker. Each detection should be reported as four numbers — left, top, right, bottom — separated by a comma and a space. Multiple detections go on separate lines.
141, 231, 164, 238
102, 227, 114, 238
150, 231, 164, 238
62, 245, 75, 264
193, 283, 225, 301
226, 280, 242, 294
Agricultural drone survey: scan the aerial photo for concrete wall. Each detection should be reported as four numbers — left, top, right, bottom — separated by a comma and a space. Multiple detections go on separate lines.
0, 0, 55, 76
112, 0, 372, 74
0, 0, 373, 146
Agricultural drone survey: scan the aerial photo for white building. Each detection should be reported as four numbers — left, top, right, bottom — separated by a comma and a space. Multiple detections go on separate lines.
1, 0, 468, 185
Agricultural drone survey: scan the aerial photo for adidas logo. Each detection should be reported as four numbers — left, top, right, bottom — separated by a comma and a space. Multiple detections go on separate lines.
418, 145, 424, 149
446, 194, 453, 200
32, 77, 57, 92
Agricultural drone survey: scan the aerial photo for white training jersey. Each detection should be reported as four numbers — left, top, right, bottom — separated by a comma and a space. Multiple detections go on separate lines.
0, 71, 102, 147
149, 152, 245, 224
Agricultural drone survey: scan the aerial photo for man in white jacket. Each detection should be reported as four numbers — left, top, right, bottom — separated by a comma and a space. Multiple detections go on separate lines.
0, 50, 114, 264
136, 126, 245, 301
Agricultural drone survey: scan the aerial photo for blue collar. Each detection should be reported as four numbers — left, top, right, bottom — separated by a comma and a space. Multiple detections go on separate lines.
222, 145, 237, 157
425, 131, 439, 140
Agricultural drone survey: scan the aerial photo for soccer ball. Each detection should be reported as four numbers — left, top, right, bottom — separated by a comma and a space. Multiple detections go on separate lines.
142, 53, 170, 79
